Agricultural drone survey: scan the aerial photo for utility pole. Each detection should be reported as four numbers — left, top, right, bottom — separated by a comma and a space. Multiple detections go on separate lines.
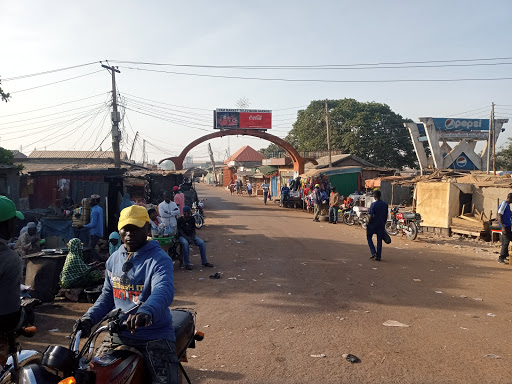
492, 102, 496, 175
487, 103, 492, 173
102, 63, 121, 168
208, 143, 217, 184
129, 131, 138, 160
325, 99, 332, 168
143, 139, 146, 166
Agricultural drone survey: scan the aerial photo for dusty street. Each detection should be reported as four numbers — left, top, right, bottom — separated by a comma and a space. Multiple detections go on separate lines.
24, 184, 512, 383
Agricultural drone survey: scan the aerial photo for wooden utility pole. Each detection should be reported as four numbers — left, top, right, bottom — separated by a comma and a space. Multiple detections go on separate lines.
102, 63, 121, 168
129, 131, 138, 160
143, 139, 147, 166
492, 102, 496, 175
487, 103, 492, 173
325, 99, 332, 168
208, 143, 217, 184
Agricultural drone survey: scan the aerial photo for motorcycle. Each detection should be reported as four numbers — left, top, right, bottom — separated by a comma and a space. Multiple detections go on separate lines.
385, 206, 423, 241
192, 200, 205, 230
342, 205, 369, 229
1, 304, 203, 384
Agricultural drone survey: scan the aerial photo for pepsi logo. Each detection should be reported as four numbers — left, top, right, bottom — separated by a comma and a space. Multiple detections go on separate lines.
445, 119, 455, 130
456, 156, 467, 168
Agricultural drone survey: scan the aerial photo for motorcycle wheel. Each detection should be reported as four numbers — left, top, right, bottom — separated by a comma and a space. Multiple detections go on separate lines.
385, 221, 399, 236
405, 223, 418, 240
360, 215, 368, 230
194, 214, 204, 229
343, 213, 354, 226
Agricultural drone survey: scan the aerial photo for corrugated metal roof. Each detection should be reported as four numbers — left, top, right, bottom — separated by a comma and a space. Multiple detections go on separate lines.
225, 146, 264, 164
11, 150, 27, 159
28, 150, 128, 160
17, 162, 131, 173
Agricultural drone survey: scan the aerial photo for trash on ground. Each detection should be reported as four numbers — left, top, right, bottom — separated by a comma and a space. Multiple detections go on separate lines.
383, 320, 410, 327
473, 298, 483, 301
485, 354, 501, 359
198, 278, 205, 281
435, 291, 443, 294
460, 327, 469, 330
190, 355, 198, 358
487, 313, 496, 317
209, 272, 221, 279
49, 328, 60, 332
203, 325, 209, 328
310, 354, 326, 358
413, 279, 421, 282
342, 353, 361, 363
460, 295, 467, 298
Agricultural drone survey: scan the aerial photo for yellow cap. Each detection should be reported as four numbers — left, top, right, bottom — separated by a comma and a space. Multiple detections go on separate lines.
118, 205, 150, 231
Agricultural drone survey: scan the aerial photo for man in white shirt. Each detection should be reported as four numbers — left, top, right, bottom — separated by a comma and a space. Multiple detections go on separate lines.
158, 192, 179, 231
262, 182, 270, 205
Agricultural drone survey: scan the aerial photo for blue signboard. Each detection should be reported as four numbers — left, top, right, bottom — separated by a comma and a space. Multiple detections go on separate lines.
448, 152, 477, 170
431, 118, 490, 132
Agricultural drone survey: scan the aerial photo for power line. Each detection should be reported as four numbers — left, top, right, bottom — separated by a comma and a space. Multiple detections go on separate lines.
109, 56, 512, 69
10, 70, 104, 93
2, 62, 99, 81
118, 65, 512, 84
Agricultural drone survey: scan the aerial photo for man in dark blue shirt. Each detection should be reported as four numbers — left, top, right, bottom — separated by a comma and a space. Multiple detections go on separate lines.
367, 190, 388, 261
498, 193, 512, 264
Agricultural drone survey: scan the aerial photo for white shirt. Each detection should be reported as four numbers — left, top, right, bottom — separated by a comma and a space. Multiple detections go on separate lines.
158, 200, 179, 227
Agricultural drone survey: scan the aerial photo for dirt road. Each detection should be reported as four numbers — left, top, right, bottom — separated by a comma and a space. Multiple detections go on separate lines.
25, 184, 512, 383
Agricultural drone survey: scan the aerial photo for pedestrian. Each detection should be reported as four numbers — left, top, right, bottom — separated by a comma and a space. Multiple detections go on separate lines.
158, 192, 179, 234
14, 222, 41, 256
498, 193, 512, 264
82, 194, 104, 262
177, 206, 214, 270
108, 231, 121, 255
247, 181, 253, 196
312, 184, 322, 222
229, 183, 235, 195
367, 190, 388, 261
329, 187, 340, 224
0, 196, 24, 367
173, 187, 185, 216
74, 205, 180, 383
262, 181, 270, 205
281, 184, 290, 207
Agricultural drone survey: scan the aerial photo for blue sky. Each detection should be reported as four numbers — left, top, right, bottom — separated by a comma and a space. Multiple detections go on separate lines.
1, 0, 511, 164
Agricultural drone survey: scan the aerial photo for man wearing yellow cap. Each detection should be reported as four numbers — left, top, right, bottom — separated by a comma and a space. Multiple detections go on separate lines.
0, 196, 25, 366
75, 205, 179, 383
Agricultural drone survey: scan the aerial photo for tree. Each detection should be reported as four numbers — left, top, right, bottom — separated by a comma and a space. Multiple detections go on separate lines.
262, 98, 417, 169
259, 143, 284, 158
0, 147, 14, 164
496, 138, 512, 170
0, 78, 10, 103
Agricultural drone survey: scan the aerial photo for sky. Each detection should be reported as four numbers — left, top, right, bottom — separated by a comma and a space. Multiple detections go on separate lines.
1, 0, 512, 166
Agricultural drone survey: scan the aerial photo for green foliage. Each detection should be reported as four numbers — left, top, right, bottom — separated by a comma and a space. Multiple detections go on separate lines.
496, 138, 512, 170
0, 147, 14, 164
259, 143, 284, 158
0, 78, 10, 103
263, 98, 417, 169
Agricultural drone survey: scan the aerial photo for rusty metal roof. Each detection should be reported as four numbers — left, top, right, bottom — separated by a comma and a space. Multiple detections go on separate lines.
28, 150, 128, 160
17, 162, 131, 173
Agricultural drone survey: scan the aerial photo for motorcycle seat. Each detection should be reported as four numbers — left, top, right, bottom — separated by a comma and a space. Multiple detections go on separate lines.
402, 212, 416, 219
171, 309, 195, 359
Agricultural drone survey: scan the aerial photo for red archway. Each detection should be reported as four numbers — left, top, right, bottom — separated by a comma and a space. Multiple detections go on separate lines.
159, 129, 305, 174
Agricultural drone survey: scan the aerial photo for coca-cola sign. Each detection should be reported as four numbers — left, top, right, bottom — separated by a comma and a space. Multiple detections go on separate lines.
214, 109, 272, 130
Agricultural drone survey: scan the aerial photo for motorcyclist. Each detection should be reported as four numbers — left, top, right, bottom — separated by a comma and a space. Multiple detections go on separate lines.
75, 205, 179, 383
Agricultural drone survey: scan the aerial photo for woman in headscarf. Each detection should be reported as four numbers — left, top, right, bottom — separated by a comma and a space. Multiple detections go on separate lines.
119, 193, 134, 212
109, 231, 121, 255
60, 238, 103, 292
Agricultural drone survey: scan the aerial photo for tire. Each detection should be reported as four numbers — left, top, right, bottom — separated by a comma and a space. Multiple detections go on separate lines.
360, 215, 368, 230
194, 214, 204, 229
405, 223, 418, 240
385, 221, 399, 236
343, 213, 354, 226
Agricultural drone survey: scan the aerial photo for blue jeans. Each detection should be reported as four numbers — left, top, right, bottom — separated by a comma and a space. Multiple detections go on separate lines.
179, 236, 207, 265
329, 206, 338, 222
367, 227, 384, 258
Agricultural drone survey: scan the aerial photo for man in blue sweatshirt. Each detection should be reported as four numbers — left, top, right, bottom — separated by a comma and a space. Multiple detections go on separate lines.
81, 194, 104, 262
75, 205, 178, 383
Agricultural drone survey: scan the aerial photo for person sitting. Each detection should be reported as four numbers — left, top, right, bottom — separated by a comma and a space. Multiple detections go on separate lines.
147, 208, 162, 234
109, 232, 121, 255
59, 238, 104, 301
177, 206, 214, 271
74, 205, 179, 383
0, 196, 25, 366
15, 222, 41, 256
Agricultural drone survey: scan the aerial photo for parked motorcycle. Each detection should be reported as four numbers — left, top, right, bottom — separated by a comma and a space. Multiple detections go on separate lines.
192, 199, 205, 229
342, 205, 369, 229
385, 206, 423, 240
1, 304, 203, 384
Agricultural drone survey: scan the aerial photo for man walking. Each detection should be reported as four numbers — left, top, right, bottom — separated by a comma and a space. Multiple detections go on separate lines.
367, 190, 388, 261
247, 182, 253, 197
262, 181, 270, 205
312, 184, 322, 222
83, 194, 104, 262
329, 187, 340, 224
498, 193, 512, 264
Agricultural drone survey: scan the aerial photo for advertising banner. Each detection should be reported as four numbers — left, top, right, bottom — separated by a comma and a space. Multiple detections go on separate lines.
214, 109, 272, 130
426, 118, 490, 132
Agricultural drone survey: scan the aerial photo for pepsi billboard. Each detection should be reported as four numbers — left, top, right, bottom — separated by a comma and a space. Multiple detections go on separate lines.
431, 118, 490, 132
